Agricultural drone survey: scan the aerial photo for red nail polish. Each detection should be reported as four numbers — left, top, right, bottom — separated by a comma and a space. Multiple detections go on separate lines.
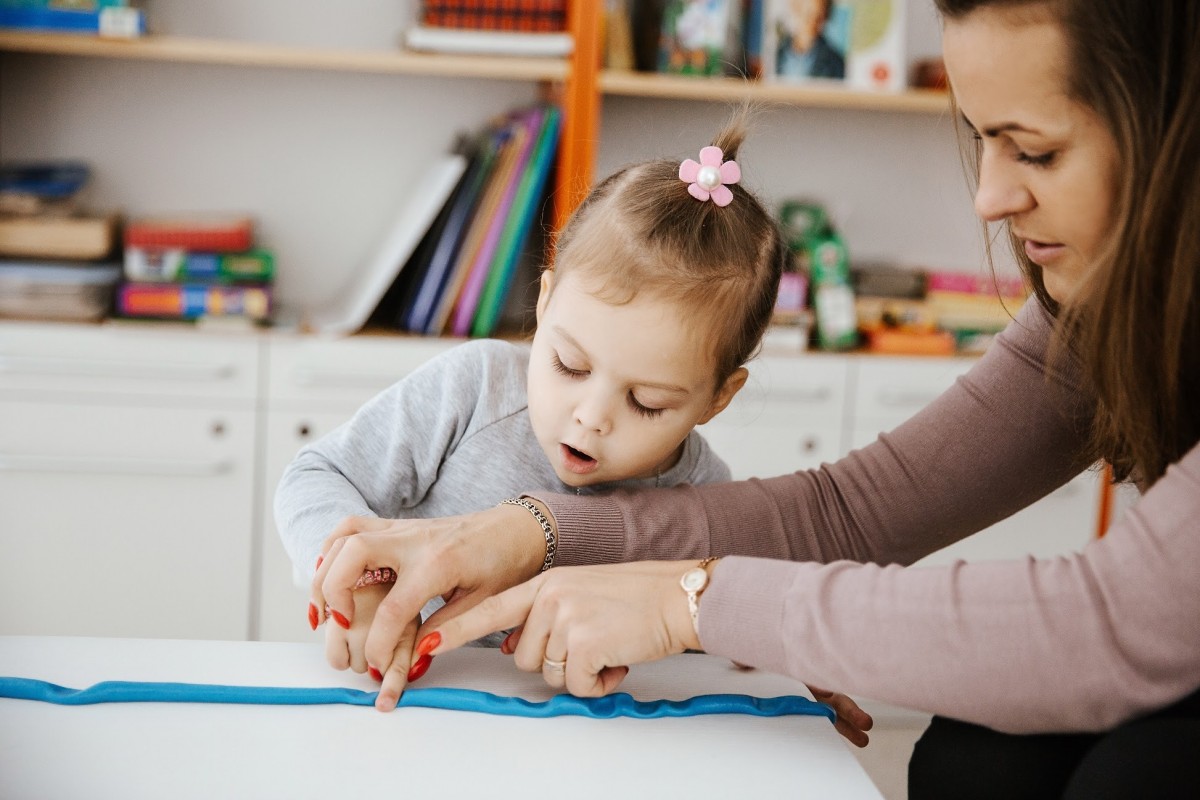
315, 554, 324, 570
307, 603, 319, 631
368, 666, 383, 682
415, 631, 441, 658
407, 654, 433, 683
331, 610, 351, 629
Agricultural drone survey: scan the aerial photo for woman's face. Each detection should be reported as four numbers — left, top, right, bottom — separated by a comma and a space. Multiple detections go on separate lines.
942, 6, 1121, 302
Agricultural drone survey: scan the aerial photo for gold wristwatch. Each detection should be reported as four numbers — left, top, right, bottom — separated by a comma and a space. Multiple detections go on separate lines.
680, 557, 719, 638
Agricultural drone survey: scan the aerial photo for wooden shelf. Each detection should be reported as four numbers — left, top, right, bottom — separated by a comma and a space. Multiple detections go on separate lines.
0, 31, 569, 81
600, 70, 950, 114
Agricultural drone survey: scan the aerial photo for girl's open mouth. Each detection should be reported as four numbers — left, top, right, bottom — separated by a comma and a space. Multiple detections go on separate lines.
560, 443, 599, 475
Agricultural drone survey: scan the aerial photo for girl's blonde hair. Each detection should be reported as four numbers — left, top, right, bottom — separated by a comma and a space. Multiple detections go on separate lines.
550, 113, 786, 388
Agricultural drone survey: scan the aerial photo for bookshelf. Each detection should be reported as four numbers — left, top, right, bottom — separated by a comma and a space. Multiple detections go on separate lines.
0, 6, 950, 228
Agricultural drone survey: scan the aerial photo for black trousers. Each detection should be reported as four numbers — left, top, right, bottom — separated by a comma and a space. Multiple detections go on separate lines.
908, 687, 1200, 799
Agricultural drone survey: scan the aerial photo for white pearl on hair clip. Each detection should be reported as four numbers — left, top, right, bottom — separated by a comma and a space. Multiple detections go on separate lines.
696, 164, 722, 191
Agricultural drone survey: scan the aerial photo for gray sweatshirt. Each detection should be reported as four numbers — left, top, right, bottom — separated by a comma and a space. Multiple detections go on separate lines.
275, 339, 731, 584
534, 299, 1200, 734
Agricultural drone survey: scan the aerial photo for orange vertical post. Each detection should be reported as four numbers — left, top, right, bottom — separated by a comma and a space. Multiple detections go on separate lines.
1095, 462, 1114, 538
553, 0, 601, 234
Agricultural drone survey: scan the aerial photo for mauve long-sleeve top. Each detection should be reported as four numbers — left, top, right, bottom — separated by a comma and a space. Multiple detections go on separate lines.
529, 299, 1200, 734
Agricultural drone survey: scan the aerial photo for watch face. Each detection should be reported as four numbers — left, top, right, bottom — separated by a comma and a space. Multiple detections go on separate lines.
681, 568, 707, 591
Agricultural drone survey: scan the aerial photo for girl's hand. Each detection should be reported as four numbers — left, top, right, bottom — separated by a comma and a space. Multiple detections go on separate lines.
308, 505, 549, 710
807, 686, 874, 748
415, 561, 701, 697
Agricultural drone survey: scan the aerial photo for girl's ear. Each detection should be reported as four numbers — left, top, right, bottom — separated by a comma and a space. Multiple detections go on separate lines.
535, 269, 555, 323
697, 367, 748, 425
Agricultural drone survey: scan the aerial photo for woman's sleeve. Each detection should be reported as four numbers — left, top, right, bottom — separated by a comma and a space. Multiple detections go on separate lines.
533, 299, 1096, 568
699, 440, 1200, 733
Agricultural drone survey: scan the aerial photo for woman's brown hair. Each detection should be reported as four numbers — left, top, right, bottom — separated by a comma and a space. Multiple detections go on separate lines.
549, 111, 786, 388
937, 0, 1200, 484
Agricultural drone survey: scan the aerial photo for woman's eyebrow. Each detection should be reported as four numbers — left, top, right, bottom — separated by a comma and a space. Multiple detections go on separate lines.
961, 113, 1043, 138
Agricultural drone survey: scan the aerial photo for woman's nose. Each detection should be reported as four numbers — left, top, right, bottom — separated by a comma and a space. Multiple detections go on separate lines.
973, 150, 1034, 223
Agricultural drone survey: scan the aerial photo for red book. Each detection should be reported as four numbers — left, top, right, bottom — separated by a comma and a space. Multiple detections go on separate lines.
124, 215, 254, 252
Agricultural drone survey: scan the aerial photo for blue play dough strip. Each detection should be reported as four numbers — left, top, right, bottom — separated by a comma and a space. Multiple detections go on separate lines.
0, 677, 834, 722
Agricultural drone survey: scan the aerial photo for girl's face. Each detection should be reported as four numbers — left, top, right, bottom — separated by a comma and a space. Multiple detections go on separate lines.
527, 270, 745, 489
943, 6, 1121, 302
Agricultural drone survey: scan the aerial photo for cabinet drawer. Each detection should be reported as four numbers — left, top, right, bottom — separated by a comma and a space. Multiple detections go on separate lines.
851, 356, 975, 433
701, 355, 849, 478
0, 321, 260, 404
914, 471, 1099, 565
266, 334, 457, 411
0, 399, 255, 639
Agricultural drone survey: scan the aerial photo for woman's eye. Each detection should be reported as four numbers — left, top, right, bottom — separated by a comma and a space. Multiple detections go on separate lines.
1016, 149, 1056, 167
628, 393, 665, 419
552, 354, 586, 378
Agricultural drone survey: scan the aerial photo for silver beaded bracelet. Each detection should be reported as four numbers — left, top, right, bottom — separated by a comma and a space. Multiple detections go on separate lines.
500, 498, 556, 572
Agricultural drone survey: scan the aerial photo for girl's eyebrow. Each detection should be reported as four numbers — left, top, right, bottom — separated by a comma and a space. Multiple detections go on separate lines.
551, 325, 689, 395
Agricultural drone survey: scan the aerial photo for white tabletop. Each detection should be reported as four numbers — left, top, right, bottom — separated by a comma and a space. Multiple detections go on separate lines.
0, 636, 881, 799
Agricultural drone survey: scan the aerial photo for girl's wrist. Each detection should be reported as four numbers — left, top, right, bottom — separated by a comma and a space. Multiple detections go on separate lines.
497, 497, 558, 578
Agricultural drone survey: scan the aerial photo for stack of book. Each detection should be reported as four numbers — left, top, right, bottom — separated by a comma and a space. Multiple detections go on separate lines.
403, 0, 572, 57
117, 215, 274, 324
853, 265, 1027, 355
352, 103, 561, 339
0, 0, 144, 37
0, 160, 122, 322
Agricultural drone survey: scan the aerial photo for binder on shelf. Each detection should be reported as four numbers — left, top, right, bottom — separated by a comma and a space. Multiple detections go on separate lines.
470, 104, 560, 337
401, 134, 500, 333
307, 154, 467, 336
423, 121, 524, 336
449, 109, 539, 337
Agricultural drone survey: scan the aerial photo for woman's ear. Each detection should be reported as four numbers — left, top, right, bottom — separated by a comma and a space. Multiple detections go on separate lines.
697, 367, 748, 425
535, 269, 555, 323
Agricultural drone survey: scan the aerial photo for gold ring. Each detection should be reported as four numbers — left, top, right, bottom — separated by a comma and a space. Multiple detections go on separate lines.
542, 656, 566, 672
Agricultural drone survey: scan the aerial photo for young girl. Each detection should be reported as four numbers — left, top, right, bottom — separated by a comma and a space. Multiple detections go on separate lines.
276, 115, 785, 692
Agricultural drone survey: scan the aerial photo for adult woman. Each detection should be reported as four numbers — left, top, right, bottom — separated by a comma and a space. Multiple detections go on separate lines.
314, 0, 1199, 795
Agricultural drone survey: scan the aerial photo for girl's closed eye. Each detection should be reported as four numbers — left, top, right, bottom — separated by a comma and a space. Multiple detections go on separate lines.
628, 392, 665, 419
552, 353, 587, 378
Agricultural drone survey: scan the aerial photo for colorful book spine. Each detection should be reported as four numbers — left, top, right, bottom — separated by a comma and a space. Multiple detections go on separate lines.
449, 110, 538, 336
124, 247, 275, 283
124, 215, 255, 253
470, 104, 561, 337
0, 4, 144, 37
117, 282, 272, 321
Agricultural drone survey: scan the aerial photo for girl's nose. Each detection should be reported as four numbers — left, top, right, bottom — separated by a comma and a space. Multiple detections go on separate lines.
574, 397, 612, 436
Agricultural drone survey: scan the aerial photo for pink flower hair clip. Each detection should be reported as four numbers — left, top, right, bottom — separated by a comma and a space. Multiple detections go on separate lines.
679, 146, 741, 207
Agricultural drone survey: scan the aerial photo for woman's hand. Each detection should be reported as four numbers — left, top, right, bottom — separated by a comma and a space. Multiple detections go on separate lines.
416, 561, 701, 697
309, 504, 549, 710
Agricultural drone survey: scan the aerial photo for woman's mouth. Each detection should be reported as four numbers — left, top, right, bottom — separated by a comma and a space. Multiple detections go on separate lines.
1023, 239, 1067, 265
560, 443, 599, 475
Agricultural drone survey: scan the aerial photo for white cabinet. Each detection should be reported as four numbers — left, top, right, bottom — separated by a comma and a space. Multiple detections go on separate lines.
256, 334, 456, 642
0, 321, 1106, 641
702, 354, 849, 478
0, 322, 260, 639
848, 355, 1098, 564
